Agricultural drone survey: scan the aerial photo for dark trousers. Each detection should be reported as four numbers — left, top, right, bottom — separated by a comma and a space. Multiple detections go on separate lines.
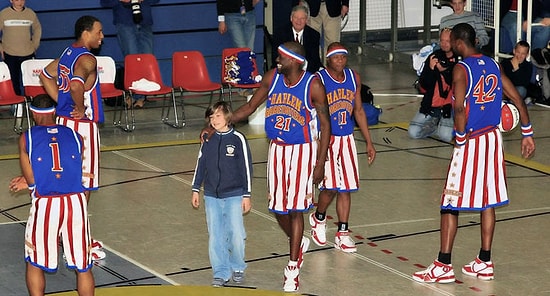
4, 53, 35, 96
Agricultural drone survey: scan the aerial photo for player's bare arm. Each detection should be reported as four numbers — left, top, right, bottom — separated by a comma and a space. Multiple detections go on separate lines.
18, 134, 35, 190
40, 59, 60, 102
452, 65, 467, 136
499, 68, 535, 158
70, 54, 97, 119
310, 78, 330, 185
232, 69, 275, 123
352, 73, 376, 164
500, 68, 531, 126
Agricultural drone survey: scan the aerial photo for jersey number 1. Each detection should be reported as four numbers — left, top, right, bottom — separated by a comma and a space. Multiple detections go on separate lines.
49, 143, 63, 172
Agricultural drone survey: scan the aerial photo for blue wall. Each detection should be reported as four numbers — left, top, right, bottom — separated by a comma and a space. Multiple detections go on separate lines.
14, 0, 264, 86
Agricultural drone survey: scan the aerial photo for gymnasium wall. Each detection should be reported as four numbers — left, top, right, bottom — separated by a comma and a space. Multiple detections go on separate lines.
11, 0, 265, 85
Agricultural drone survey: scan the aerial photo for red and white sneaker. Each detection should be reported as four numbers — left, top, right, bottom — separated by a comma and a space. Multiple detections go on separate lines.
309, 212, 327, 246
283, 264, 300, 292
334, 231, 357, 253
297, 237, 310, 269
462, 257, 494, 280
412, 260, 455, 283
91, 239, 106, 261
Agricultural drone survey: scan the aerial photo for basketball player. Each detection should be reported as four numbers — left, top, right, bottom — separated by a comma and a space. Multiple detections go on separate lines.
309, 42, 376, 253
412, 23, 535, 283
20, 94, 94, 296
40, 15, 106, 260
230, 41, 331, 292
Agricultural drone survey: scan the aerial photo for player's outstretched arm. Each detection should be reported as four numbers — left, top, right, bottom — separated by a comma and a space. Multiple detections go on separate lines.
232, 69, 275, 124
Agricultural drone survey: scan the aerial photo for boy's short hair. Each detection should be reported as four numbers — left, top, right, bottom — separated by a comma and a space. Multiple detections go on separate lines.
31, 94, 56, 109
205, 101, 233, 124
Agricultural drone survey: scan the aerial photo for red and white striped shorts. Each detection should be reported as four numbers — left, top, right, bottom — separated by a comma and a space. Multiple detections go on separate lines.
57, 116, 100, 190
25, 193, 92, 272
441, 129, 509, 210
267, 141, 317, 214
320, 134, 360, 192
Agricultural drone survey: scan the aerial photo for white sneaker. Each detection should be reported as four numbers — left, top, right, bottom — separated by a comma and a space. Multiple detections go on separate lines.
91, 239, 106, 261
309, 212, 327, 246
297, 237, 310, 269
334, 231, 357, 253
412, 259, 455, 283
283, 264, 300, 292
462, 257, 494, 280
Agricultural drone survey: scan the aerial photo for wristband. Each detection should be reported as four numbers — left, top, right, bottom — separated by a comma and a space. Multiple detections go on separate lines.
455, 131, 467, 146
521, 123, 533, 137
28, 183, 36, 191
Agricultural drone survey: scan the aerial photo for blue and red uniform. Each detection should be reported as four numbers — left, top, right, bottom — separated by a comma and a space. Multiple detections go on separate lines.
265, 71, 319, 213
442, 54, 508, 210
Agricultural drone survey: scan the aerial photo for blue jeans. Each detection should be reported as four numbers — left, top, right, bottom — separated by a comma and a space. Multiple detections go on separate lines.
115, 23, 154, 56
501, 12, 550, 53
408, 111, 454, 143
204, 195, 247, 280
225, 11, 256, 51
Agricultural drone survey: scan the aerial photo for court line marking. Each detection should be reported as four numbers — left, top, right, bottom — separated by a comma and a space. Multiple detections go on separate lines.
100, 243, 180, 286
111, 152, 455, 295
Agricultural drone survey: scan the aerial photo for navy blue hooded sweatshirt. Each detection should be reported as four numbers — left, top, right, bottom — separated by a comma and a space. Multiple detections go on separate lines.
191, 128, 252, 198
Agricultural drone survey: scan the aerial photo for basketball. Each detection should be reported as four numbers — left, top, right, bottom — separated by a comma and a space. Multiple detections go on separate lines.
498, 102, 520, 132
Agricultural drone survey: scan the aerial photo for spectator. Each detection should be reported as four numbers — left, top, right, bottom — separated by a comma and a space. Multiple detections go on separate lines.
100, 0, 160, 108
500, 0, 550, 53
272, 4, 322, 73
408, 28, 458, 143
307, 0, 349, 58
439, 0, 489, 49
501, 40, 533, 104
217, 0, 260, 51
0, 0, 41, 95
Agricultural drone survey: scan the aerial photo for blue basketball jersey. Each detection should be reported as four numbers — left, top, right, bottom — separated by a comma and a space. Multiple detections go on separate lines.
26, 125, 85, 196
56, 45, 104, 123
317, 68, 357, 136
455, 54, 502, 134
264, 71, 318, 144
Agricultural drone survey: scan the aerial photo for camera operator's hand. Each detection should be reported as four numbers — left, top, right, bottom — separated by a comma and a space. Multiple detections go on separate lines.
429, 55, 438, 70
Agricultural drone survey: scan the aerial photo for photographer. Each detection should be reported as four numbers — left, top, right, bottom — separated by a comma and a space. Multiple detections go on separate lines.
408, 28, 459, 143
100, 0, 160, 107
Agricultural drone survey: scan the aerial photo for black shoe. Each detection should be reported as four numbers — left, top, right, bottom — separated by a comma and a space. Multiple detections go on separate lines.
535, 97, 550, 109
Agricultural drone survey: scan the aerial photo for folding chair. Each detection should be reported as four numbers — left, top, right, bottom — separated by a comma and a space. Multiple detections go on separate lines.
124, 54, 178, 128
21, 59, 53, 99
97, 56, 134, 132
0, 62, 30, 134
221, 47, 261, 105
172, 51, 222, 125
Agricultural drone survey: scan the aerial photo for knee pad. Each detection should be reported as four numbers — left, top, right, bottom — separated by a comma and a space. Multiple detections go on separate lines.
440, 209, 459, 216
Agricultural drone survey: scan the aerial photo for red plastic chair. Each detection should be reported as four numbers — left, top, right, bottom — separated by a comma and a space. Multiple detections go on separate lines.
97, 56, 133, 132
172, 51, 222, 125
21, 59, 53, 99
221, 47, 261, 104
124, 54, 179, 128
0, 62, 30, 133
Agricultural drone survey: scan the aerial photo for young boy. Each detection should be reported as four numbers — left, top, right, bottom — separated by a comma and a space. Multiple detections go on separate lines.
191, 101, 253, 287
18, 94, 94, 296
